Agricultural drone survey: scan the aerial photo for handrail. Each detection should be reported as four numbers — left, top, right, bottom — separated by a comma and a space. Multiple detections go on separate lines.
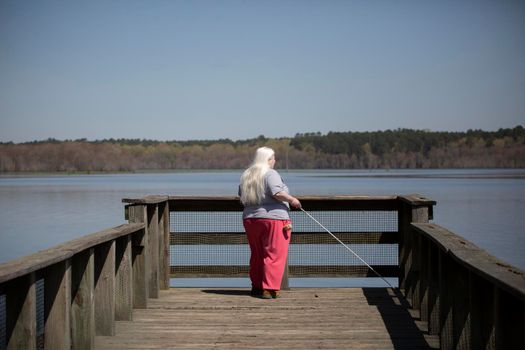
163, 195, 406, 211
412, 223, 525, 301
0, 223, 144, 284
122, 195, 169, 204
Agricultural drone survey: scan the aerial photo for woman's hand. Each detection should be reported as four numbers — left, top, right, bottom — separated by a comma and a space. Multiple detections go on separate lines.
290, 197, 302, 209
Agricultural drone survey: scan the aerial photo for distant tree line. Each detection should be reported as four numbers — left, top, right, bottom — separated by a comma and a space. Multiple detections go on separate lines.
0, 126, 524, 172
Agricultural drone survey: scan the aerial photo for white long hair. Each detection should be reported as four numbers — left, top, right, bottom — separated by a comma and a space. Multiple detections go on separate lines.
240, 147, 275, 205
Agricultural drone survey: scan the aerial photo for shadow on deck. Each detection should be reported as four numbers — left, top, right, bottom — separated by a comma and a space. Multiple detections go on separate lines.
95, 287, 439, 349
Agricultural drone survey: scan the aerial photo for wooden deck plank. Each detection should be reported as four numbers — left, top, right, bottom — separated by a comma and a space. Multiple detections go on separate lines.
95, 288, 439, 349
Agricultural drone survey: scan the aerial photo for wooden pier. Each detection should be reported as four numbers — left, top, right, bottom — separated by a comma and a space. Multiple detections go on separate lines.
1, 195, 524, 349
95, 287, 438, 349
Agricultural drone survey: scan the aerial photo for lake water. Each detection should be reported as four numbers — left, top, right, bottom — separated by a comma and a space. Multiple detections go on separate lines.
1, 169, 524, 287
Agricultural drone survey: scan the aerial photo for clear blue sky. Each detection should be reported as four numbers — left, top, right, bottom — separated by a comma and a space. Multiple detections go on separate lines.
1, 0, 524, 142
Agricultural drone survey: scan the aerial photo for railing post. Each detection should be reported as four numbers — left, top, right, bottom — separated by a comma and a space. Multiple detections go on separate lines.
94, 241, 116, 336
451, 264, 471, 348
127, 204, 149, 308
44, 259, 71, 349
495, 286, 525, 349
419, 235, 430, 325
159, 201, 170, 290
428, 243, 440, 335
71, 248, 95, 350
147, 204, 160, 298
115, 235, 133, 320
6, 272, 36, 349
398, 195, 433, 311
439, 250, 454, 350
470, 272, 495, 349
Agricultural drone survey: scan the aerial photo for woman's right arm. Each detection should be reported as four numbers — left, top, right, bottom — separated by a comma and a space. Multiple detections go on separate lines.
273, 191, 302, 209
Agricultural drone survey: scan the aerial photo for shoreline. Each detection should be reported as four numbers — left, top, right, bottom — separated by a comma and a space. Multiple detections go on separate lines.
1, 168, 525, 179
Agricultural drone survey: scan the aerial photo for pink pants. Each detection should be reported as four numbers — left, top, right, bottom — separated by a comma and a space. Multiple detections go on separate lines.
243, 218, 292, 291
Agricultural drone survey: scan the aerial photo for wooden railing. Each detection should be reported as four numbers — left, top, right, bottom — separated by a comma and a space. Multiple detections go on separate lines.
406, 223, 525, 349
1, 194, 524, 349
0, 194, 170, 349
165, 195, 435, 289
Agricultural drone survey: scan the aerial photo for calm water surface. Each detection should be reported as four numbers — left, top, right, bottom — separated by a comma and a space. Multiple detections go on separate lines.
1, 169, 524, 274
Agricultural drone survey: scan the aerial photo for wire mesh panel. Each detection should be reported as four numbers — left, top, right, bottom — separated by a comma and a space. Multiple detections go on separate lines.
171, 211, 245, 233
290, 210, 397, 233
36, 278, 44, 350
170, 208, 399, 280
170, 212, 247, 277
289, 210, 398, 277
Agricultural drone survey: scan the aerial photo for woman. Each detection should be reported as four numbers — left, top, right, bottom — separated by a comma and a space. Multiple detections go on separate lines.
239, 147, 301, 299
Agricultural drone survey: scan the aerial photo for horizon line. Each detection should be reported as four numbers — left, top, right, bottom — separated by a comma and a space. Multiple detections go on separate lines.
1, 124, 523, 144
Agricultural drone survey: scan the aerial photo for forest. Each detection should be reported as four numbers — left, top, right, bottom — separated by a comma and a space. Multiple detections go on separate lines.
0, 126, 524, 172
